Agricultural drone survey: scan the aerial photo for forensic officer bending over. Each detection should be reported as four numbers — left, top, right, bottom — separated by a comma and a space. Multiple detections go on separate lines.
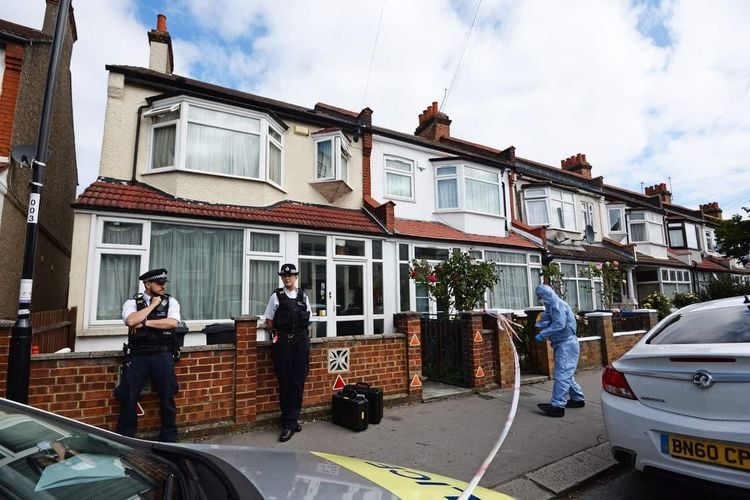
117, 268, 181, 442
264, 263, 312, 442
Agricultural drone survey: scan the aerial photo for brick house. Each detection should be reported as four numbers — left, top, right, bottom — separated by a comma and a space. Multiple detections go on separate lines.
0, 1, 78, 320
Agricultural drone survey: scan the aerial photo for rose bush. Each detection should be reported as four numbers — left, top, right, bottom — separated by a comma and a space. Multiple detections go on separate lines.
580, 260, 625, 310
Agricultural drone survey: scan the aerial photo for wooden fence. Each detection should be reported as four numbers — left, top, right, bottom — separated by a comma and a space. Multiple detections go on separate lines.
30, 307, 77, 353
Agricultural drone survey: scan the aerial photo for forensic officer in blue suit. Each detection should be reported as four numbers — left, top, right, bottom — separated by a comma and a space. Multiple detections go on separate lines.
264, 263, 312, 442
533, 284, 585, 417
117, 268, 181, 441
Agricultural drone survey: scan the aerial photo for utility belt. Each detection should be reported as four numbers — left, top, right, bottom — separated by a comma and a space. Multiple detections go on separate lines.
277, 328, 309, 340
129, 344, 174, 355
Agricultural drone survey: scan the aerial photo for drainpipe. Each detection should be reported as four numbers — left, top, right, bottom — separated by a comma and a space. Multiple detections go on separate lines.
131, 103, 150, 182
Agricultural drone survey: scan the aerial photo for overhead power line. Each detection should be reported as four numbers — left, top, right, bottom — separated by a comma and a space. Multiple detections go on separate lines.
441, 0, 482, 112
361, 0, 386, 108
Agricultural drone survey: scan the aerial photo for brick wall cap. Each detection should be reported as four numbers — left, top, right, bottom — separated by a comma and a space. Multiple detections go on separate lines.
579, 336, 602, 341
524, 306, 546, 312
632, 309, 657, 313
310, 333, 405, 344
394, 311, 423, 318
614, 330, 647, 337
459, 311, 486, 318
232, 315, 259, 322
0, 320, 14, 328
585, 312, 613, 317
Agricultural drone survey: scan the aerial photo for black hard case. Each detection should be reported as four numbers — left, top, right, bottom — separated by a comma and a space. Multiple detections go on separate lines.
331, 389, 369, 431
345, 382, 383, 424
202, 323, 235, 344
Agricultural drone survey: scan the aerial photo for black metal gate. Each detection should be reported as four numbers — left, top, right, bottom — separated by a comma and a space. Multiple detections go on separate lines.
420, 314, 468, 387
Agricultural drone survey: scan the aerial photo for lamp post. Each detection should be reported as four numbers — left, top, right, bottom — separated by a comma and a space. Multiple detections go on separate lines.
6, 0, 72, 403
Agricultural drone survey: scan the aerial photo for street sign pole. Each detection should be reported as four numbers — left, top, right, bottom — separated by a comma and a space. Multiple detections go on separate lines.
6, 0, 72, 403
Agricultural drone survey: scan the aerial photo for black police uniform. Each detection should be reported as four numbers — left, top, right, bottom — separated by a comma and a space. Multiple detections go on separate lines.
116, 292, 179, 442
271, 287, 311, 433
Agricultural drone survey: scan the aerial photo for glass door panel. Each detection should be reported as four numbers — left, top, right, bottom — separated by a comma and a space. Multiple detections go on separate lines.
335, 263, 364, 336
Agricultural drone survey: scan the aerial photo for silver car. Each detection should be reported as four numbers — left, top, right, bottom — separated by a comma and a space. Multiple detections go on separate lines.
0, 397, 510, 499
601, 296, 750, 490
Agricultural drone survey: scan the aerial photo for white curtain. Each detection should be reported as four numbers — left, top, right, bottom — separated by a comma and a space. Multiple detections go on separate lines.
386, 172, 412, 197
526, 200, 548, 225
102, 222, 142, 245
97, 254, 140, 320
150, 223, 243, 320
268, 141, 281, 184
630, 223, 647, 242
490, 264, 529, 310
251, 233, 279, 252
437, 179, 458, 209
187, 123, 259, 177
466, 179, 500, 214
249, 260, 279, 315
152, 125, 175, 168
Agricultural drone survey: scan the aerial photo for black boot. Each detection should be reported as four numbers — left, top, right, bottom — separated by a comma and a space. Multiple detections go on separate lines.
279, 428, 294, 442
537, 403, 565, 417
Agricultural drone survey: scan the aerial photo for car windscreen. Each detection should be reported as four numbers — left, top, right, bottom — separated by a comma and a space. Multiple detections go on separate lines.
648, 305, 750, 344
0, 403, 175, 499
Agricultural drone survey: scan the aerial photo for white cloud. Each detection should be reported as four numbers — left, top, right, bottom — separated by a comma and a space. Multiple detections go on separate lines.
1, 0, 748, 218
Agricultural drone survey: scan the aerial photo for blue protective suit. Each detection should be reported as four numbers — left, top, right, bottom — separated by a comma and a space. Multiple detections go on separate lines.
535, 284, 585, 408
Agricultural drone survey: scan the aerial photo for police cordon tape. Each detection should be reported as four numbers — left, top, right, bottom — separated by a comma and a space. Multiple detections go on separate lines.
458, 310, 523, 500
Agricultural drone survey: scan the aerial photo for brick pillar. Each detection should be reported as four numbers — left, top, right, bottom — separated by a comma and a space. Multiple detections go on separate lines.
485, 313, 515, 389
0, 321, 12, 397
632, 309, 658, 330
461, 312, 486, 388
233, 316, 258, 425
395, 312, 422, 402
587, 312, 614, 364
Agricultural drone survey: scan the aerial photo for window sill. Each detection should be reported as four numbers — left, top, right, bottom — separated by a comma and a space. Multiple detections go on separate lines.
434, 209, 506, 219
310, 179, 353, 202
143, 168, 287, 193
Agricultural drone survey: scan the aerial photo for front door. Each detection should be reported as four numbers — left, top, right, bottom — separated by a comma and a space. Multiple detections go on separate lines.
333, 263, 365, 336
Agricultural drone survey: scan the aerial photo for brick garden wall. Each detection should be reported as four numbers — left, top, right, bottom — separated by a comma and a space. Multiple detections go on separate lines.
0, 316, 416, 440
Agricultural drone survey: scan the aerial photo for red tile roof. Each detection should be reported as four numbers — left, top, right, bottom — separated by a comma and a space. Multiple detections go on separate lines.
74, 179, 385, 234
394, 218, 540, 250
694, 258, 729, 272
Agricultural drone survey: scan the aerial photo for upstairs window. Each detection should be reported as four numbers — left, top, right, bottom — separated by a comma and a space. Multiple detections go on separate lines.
668, 222, 700, 249
705, 229, 717, 252
435, 164, 502, 215
524, 187, 576, 230
608, 207, 624, 233
384, 157, 414, 200
314, 131, 350, 182
147, 98, 284, 185
628, 211, 665, 244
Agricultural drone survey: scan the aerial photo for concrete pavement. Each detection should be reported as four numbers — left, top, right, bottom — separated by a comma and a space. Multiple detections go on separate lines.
206, 368, 617, 498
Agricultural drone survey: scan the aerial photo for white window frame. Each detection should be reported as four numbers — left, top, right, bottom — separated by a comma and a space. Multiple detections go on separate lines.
582, 201, 595, 229
146, 96, 285, 184
383, 155, 415, 201
243, 230, 284, 321
524, 187, 576, 230
660, 267, 692, 295
433, 163, 503, 216
628, 211, 665, 244
608, 207, 625, 234
314, 131, 350, 182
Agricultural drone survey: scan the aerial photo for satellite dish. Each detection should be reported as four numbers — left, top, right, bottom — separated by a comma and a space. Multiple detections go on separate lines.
584, 225, 595, 244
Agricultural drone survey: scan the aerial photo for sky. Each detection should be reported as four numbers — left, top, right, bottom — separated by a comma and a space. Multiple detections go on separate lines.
2, 0, 749, 219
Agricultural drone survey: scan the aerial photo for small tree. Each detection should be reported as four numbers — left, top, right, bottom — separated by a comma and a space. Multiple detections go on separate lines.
580, 261, 625, 310
541, 262, 567, 300
410, 250, 499, 312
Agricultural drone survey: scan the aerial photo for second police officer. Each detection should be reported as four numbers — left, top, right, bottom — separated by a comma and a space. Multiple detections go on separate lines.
264, 263, 312, 442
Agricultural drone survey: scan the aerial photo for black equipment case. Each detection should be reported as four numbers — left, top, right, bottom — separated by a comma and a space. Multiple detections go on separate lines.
331, 388, 369, 431
202, 323, 235, 344
345, 382, 383, 424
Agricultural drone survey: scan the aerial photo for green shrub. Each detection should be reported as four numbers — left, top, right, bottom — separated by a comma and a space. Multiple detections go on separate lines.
641, 291, 672, 320
672, 292, 700, 309
700, 274, 750, 301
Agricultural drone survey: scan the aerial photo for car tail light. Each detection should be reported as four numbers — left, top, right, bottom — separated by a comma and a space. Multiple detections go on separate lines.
602, 364, 637, 400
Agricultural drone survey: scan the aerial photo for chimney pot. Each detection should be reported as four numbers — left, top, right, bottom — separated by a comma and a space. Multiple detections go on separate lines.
156, 14, 167, 32
432, 101, 438, 115
581, 153, 587, 163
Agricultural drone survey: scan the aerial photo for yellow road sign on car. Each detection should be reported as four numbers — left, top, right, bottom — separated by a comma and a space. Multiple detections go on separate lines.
313, 451, 513, 499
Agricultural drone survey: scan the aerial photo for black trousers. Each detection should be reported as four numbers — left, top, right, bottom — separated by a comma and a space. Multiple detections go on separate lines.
116, 351, 179, 442
272, 333, 310, 430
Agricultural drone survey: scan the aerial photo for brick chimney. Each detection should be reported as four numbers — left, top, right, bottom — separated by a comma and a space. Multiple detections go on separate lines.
699, 201, 723, 220
560, 153, 592, 179
415, 101, 451, 140
148, 14, 174, 74
644, 183, 672, 204
42, 0, 78, 41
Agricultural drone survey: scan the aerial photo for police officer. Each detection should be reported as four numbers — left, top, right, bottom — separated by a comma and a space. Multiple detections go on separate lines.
264, 263, 312, 442
116, 268, 181, 442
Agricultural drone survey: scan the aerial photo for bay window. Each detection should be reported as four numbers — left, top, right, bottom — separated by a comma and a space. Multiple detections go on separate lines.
314, 131, 350, 182
147, 98, 284, 185
434, 164, 502, 215
628, 211, 665, 244
524, 187, 576, 230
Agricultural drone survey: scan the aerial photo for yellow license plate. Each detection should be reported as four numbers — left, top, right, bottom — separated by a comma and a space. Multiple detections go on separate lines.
662, 433, 750, 472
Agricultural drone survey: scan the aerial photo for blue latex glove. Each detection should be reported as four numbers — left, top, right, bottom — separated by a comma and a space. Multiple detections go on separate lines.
534, 333, 545, 343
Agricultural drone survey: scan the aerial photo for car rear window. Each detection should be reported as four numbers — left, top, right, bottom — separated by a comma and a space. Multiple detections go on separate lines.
648, 305, 750, 344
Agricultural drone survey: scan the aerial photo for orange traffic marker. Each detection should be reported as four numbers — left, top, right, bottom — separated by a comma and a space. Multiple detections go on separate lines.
473, 330, 483, 343
409, 333, 421, 347
410, 374, 422, 387
475, 366, 485, 378
332, 374, 346, 391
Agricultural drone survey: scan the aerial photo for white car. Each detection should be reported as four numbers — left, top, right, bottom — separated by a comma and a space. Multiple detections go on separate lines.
601, 296, 750, 490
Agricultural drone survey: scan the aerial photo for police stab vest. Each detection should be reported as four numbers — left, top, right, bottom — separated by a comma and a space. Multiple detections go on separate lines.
273, 288, 310, 333
129, 293, 175, 349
